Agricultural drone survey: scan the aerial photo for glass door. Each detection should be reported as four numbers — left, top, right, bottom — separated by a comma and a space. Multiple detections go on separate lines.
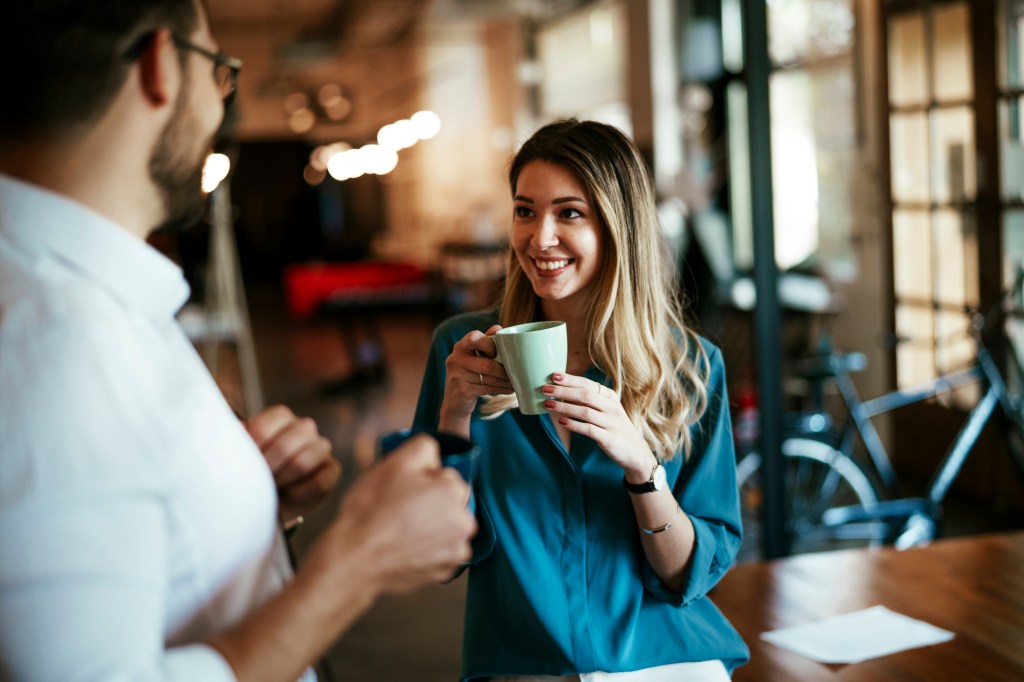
883, 0, 1010, 495
886, 1, 979, 391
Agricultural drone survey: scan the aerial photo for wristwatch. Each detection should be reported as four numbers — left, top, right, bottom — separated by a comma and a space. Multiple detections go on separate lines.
622, 463, 666, 494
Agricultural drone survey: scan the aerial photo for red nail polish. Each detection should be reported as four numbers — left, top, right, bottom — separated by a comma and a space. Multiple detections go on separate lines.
542, 385, 554, 395
544, 400, 556, 408
553, 373, 563, 381
558, 417, 568, 425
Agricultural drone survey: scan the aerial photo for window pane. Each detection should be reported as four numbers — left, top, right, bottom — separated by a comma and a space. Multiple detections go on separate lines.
998, 0, 1024, 90
891, 112, 931, 203
889, 13, 927, 107
931, 106, 975, 204
1007, 314, 1024, 395
893, 209, 932, 301
1004, 209, 1024, 288
1003, 211, 1024, 390
721, 0, 743, 73
999, 96, 1024, 201
932, 3, 973, 102
727, 81, 753, 270
896, 304, 936, 387
935, 312, 978, 407
935, 310, 974, 369
771, 70, 820, 270
768, 0, 854, 65
538, 2, 627, 117
932, 209, 974, 309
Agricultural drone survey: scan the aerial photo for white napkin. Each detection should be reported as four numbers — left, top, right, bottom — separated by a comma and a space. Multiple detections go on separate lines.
760, 605, 955, 664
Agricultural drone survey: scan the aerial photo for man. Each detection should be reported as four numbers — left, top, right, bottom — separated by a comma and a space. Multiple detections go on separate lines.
0, 2, 475, 681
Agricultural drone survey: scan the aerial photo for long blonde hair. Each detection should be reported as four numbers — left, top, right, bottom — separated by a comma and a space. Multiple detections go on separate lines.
481, 119, 708, 461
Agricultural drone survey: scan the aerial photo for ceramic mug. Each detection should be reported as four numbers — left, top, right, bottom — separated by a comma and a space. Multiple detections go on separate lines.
493, 321, 568, 415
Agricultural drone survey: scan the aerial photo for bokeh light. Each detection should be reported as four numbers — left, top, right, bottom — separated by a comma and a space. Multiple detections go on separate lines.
201, 153, 231, 193
411, 110, 441, 140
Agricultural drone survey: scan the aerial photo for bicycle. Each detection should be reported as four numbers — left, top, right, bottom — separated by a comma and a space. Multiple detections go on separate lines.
735, 284, 1024, 559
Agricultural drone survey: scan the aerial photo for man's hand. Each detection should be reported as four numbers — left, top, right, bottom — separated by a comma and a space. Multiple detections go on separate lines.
245, 405, 340, 524
311, 434, 476, 597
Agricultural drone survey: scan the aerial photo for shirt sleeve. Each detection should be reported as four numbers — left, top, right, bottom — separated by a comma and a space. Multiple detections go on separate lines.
0, 493, 236, 682
642, 343, 743, 606
0, 320, 238, 682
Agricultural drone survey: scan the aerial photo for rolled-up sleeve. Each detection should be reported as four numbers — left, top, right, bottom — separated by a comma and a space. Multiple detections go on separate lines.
642, 344, 742, 606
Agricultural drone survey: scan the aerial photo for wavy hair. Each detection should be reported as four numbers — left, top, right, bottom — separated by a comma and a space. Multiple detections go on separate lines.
481, 119, 708, 461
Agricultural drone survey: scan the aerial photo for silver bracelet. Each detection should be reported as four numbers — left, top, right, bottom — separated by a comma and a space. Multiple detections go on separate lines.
638, 506, 680, 535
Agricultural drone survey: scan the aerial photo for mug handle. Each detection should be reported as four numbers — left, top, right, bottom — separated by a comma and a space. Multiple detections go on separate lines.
481, 343, 504, 365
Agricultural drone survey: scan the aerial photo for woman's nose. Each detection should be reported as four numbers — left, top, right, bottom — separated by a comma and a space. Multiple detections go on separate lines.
531, 214, 559, 249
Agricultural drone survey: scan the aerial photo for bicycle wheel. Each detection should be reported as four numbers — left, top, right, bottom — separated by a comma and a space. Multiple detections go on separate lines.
736, 435, 881, 561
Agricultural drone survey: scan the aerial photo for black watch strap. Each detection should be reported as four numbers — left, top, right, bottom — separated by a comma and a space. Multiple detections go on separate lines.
621, 476, 656, 494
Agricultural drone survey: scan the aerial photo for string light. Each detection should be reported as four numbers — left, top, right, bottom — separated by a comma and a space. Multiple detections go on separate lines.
309, 111, 441, 185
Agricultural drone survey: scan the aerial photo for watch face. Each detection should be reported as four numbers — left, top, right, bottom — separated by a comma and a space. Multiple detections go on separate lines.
652, 464, 667, 491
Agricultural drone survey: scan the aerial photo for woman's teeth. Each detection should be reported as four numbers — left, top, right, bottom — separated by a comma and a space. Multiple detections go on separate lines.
536, 259, 570, 271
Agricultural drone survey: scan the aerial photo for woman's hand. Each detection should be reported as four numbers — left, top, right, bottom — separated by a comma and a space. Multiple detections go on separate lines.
542, 373, 656, 481
438, 325, 514, 437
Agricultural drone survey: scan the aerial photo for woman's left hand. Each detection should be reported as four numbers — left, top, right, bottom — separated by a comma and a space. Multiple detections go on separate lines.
542, 373, 656, 480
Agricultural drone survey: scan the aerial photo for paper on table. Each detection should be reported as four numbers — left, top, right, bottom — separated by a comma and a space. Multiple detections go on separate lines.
760, 605, 955, 664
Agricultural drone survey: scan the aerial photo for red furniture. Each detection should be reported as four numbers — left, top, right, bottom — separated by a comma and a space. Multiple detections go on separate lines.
283, 261, 437, 392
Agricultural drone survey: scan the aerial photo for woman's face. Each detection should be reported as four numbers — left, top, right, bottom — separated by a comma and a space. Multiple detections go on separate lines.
511, 160, 605, 313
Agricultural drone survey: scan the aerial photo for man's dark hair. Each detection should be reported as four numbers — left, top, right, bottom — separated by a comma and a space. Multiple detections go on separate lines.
1, 1, 200, 139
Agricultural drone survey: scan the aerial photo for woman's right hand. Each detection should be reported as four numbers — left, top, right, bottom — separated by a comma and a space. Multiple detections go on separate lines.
438, 325, 514, 436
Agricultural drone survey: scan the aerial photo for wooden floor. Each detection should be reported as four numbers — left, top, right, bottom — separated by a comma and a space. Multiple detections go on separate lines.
221, 287, 1024, 682
238, 288, 465, 682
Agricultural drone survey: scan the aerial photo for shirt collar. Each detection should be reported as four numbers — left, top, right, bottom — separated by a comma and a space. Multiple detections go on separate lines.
0, 173, 190, 322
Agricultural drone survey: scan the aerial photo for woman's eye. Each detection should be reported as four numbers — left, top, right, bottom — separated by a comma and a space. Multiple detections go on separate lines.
560, 207, 583, 219
514, 206, 533, 218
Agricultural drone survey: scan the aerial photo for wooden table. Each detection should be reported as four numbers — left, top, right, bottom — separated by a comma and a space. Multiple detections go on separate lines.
712, 531, 1024, 681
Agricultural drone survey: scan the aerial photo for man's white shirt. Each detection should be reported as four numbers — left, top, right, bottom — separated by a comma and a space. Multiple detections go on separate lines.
0, 174, 302, 680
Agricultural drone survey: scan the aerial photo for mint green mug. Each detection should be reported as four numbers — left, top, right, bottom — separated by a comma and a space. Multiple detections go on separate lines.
493, 321, 568, 415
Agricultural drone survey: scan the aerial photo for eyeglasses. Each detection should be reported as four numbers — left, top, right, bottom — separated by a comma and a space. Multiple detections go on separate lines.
171, 34, 242, 107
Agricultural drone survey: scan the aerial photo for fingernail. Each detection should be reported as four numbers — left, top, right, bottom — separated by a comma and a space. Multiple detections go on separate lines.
558, 417, 568, 425
553, 373, 563, 381
542, 385, 554, 395
544, 400, 556, 409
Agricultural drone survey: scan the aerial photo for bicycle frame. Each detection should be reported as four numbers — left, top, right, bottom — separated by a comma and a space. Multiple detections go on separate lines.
822, 342, 1021, 537
830, 358, 982, 491
785, 267, 1024, 549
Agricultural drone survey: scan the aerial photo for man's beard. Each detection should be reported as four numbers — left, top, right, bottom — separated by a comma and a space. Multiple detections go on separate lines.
148, 81, 216, 235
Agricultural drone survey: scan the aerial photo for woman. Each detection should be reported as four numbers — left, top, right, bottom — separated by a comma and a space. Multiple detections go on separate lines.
414, 119, 748, 681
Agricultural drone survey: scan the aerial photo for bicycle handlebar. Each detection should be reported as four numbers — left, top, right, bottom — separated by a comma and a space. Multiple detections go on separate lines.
793, 351, 867, 381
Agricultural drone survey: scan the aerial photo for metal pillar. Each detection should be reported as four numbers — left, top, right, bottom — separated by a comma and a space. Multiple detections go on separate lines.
741, 0, 789, 558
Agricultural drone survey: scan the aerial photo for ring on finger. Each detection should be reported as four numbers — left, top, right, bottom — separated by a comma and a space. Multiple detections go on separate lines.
597, 384, 603, 397
478, 373, 485, 385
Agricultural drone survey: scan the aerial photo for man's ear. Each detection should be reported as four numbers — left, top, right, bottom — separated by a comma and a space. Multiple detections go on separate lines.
135, 29, 179, 108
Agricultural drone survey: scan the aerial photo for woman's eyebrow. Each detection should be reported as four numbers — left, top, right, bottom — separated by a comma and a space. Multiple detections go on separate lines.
512, 195, 587, 204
